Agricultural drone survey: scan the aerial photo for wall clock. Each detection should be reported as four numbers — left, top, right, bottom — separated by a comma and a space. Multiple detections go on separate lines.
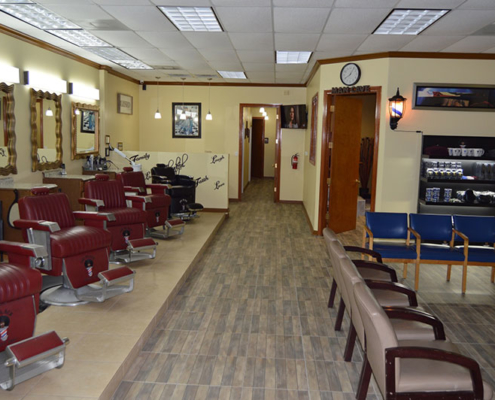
340, 63, 361, 86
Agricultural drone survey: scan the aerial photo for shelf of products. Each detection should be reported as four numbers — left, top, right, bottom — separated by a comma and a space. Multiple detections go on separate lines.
418, 135, 495, 216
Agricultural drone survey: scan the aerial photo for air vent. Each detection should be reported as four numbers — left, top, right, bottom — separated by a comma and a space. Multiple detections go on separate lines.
151, 65, 180, 70
195, 74, 218, 79
168, 74, 191, 78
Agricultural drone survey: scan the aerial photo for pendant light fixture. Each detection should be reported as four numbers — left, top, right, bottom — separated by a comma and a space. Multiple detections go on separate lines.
206, 78, 212, 121
46, 106, 53, 117
154, 77, 162, 119
180, 78, 187, 120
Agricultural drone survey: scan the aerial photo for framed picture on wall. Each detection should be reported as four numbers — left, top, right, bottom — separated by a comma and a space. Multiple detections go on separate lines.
172, 102, 201, 139
310, 93, 318, 165
117, 93, 133, 115
80, 110, 96, 133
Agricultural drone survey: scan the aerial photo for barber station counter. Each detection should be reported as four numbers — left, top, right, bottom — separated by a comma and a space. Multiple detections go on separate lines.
43, 171, 95, 211
82, 168, 121, 180
0, 179, 58, 242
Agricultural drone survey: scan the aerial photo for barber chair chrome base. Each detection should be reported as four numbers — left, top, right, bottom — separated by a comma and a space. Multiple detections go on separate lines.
173, 201, 203, 222
0, 332, 69, 391
110, 237, 157, 264
148, 219, 185, 239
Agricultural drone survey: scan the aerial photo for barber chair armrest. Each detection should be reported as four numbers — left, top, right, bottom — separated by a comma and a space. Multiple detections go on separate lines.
151, 175, 172, 184
125, 195, 151, 203
79, 198, 105, 209
0, 241, 48, 258
123, 186, 142, 194
74, 211, 116, 222
383, 307, 446, 339
365, 279, 418, 306
344, 246, 383, 263
385, 347, 484, 398
176, 174, 193, 180
13, 219, 60, 233
352, 259, 398, 282
146, 183, 170, 194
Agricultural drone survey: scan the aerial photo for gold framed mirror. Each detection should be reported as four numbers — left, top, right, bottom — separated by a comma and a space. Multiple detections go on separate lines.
30, 88, 62, 172
71, 102, 99, 160
0, 83, 17, 175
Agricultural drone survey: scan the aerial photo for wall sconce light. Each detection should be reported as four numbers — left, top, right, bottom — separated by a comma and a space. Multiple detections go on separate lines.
206, 78, 212, 121
45, 106, 53, 117
260, 107, 265, 113
74, 108, 80, 115
0, 64, 20, 84
389, 87, 405, 130
24, 70, 67, 93
68, 82, 100, 100
154, 77, 162, 119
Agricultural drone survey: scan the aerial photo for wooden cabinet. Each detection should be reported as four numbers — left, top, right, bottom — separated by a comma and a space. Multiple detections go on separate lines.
43, 174, 95, 212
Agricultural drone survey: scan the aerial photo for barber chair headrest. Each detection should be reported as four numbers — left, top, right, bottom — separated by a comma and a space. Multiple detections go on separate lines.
31, 187, 50, 196
95, 174, 110, 181
123, 167, 134, 172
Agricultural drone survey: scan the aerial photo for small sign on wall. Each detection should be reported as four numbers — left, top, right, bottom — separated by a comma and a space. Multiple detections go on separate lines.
117, 93, 133, 115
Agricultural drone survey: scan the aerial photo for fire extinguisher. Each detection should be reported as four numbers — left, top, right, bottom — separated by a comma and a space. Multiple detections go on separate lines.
291, 153, 299, 170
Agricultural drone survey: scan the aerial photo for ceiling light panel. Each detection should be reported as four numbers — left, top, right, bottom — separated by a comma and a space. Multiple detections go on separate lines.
113, 60, 152, 70
276, 51, 312, 64
158, 7, 223, 32
217, 70, 246, 79
0, 3, 79, 30
47, 29, 111, 47
374, 9, 449, 35
83, 46, 134, 61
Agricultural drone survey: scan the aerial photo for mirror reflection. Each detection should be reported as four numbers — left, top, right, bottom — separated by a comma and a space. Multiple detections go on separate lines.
0, 83, 16, 175
71, 102, 99, 160
31, 89, 62, 172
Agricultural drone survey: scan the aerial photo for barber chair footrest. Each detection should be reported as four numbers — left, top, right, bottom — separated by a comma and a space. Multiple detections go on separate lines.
0, 331, 69, 391
149, 218, 185, 240
76, 267, 135, 303
110, 238, 157, 264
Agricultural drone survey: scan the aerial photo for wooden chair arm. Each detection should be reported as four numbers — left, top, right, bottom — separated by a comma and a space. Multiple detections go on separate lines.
383, 307, 445, 340
352, 259, 398, 282
365, 279, 418, 306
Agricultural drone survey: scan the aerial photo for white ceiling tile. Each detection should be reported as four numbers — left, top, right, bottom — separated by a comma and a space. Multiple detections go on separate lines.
274, 8, 331, 33
211, 0, 271, 6
188, 69, 218, 76
182, 32, 233, 50
120, 48, 172, 62
324, 8, 391, 34
312, 50, 353, 61
93, 0, 153, 4
275, 34, 320, 51
207, 61, 243, 70
42, 5, 112, 20
357, 35, 416, 52
160, 49, 206, 61
275, 64, 308, 73
101, 6, 176, 31
441, 36, 495, 52
90, 30, 152, 47
137, 32, 194, 49
422, 10, 495, 35
35, 0, 93, 4
275, 77, 303, 84
317, 34, 367, 52
149, 0, 212, 5
229, 33, 274, 50
216, 7, 273, 33
274, 0, 335, 7
396, 0, 464, 8
334, 0, 399, 7
198, 49, 240, 62
178, 60, 212, 70
237, 50, 275, 63
276, 71, 305, 79
459, 0, 495, 9
246, 71, 275, 81
242, 63, 275, 72
483, 46, 495, 53
400, 35, 466, 51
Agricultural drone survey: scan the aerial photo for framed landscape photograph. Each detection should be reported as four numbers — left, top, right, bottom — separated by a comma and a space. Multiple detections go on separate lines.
117, 93, 133, 115
80, 110, 96, 133
172, 102, 201, 139
413, 83, 495, 111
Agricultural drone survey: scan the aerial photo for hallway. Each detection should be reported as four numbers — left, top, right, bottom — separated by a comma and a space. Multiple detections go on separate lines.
113, 178, 370, 399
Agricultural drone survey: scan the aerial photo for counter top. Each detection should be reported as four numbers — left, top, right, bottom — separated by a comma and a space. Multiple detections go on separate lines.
44, 172, 95, 181
0, 179, 57, 190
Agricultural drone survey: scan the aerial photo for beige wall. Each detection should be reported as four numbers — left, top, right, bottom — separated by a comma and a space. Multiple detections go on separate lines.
280, 129, 305, 201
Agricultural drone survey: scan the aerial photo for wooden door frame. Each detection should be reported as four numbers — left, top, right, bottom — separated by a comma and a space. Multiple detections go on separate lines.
238, 103, 281, 202
317, 86, 381, 235
251, 117, 265, 179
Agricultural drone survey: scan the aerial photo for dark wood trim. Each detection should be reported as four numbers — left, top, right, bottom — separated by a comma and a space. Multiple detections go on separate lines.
238, 105, 244, 201
202, 208, 229, 213
302, 202, 318, 235
279, 200, 303, 204
228, 198, 239, 202
274, 106, 281, 203
371, 87, 381, 212
100, 66, 140, 84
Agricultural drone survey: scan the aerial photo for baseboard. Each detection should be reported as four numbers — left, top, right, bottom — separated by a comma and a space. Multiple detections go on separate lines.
302, 202, 318, 235
202, 208, 229, 213
229, 198, 240, 202
278, 200, 303, 204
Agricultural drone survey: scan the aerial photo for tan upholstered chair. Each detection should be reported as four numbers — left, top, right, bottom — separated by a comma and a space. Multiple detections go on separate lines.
353, 281, 494, 400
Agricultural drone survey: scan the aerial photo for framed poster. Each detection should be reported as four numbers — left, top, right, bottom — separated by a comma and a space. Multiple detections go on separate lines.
80, 110, 96, 133
413, 83, 495, 111
172, 102, 201, 139
117, 93, 133, 115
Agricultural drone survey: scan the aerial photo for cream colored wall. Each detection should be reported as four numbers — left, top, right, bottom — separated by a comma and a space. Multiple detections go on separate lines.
139, 85, 306, 199
280, 129, 305, 201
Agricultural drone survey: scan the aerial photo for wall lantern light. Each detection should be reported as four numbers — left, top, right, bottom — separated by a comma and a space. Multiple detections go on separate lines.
389, 87, 405, 130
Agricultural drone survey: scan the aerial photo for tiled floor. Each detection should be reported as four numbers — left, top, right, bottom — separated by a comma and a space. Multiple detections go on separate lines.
113, 178, 495, 400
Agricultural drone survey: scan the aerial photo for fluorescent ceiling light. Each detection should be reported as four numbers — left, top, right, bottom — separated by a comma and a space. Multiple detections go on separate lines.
374, 9, 449, 35
276, 51, 312, 64
0, 0, 34, 3
24, 70, 67, 93
0, 3, 79, 30
217, 71, 247, 79
158, 6, 222, 32
47, 30, 111, 47
113, 60, 153, 70
69, 82, 100, 100
0, 64, 20, 84
82, 47, 134, 61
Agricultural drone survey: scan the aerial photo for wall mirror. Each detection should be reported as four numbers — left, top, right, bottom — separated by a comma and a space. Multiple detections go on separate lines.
71, 102, 99, 160
30, 88, 62, 171
0, 83, 17, 175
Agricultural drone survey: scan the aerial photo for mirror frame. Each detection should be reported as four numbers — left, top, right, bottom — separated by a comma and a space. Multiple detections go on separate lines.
0, 83, 17, 175
30, 88, 62, 172
71, 102, 100, 160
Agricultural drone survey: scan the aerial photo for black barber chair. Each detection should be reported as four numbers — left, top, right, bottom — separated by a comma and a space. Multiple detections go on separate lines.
151, 164, 203, 221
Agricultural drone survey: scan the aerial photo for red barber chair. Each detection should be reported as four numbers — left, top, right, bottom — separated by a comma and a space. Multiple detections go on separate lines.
14, 188, 134, 306
117, 167, 185, 239
81, 174, 157, 264
0, 241, 69, 390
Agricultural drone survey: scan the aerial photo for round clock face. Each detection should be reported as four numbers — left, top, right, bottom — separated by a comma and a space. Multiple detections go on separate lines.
340, 63, 361, 86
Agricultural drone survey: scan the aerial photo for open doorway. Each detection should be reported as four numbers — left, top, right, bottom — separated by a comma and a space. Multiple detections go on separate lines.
318, 87, 381, 234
